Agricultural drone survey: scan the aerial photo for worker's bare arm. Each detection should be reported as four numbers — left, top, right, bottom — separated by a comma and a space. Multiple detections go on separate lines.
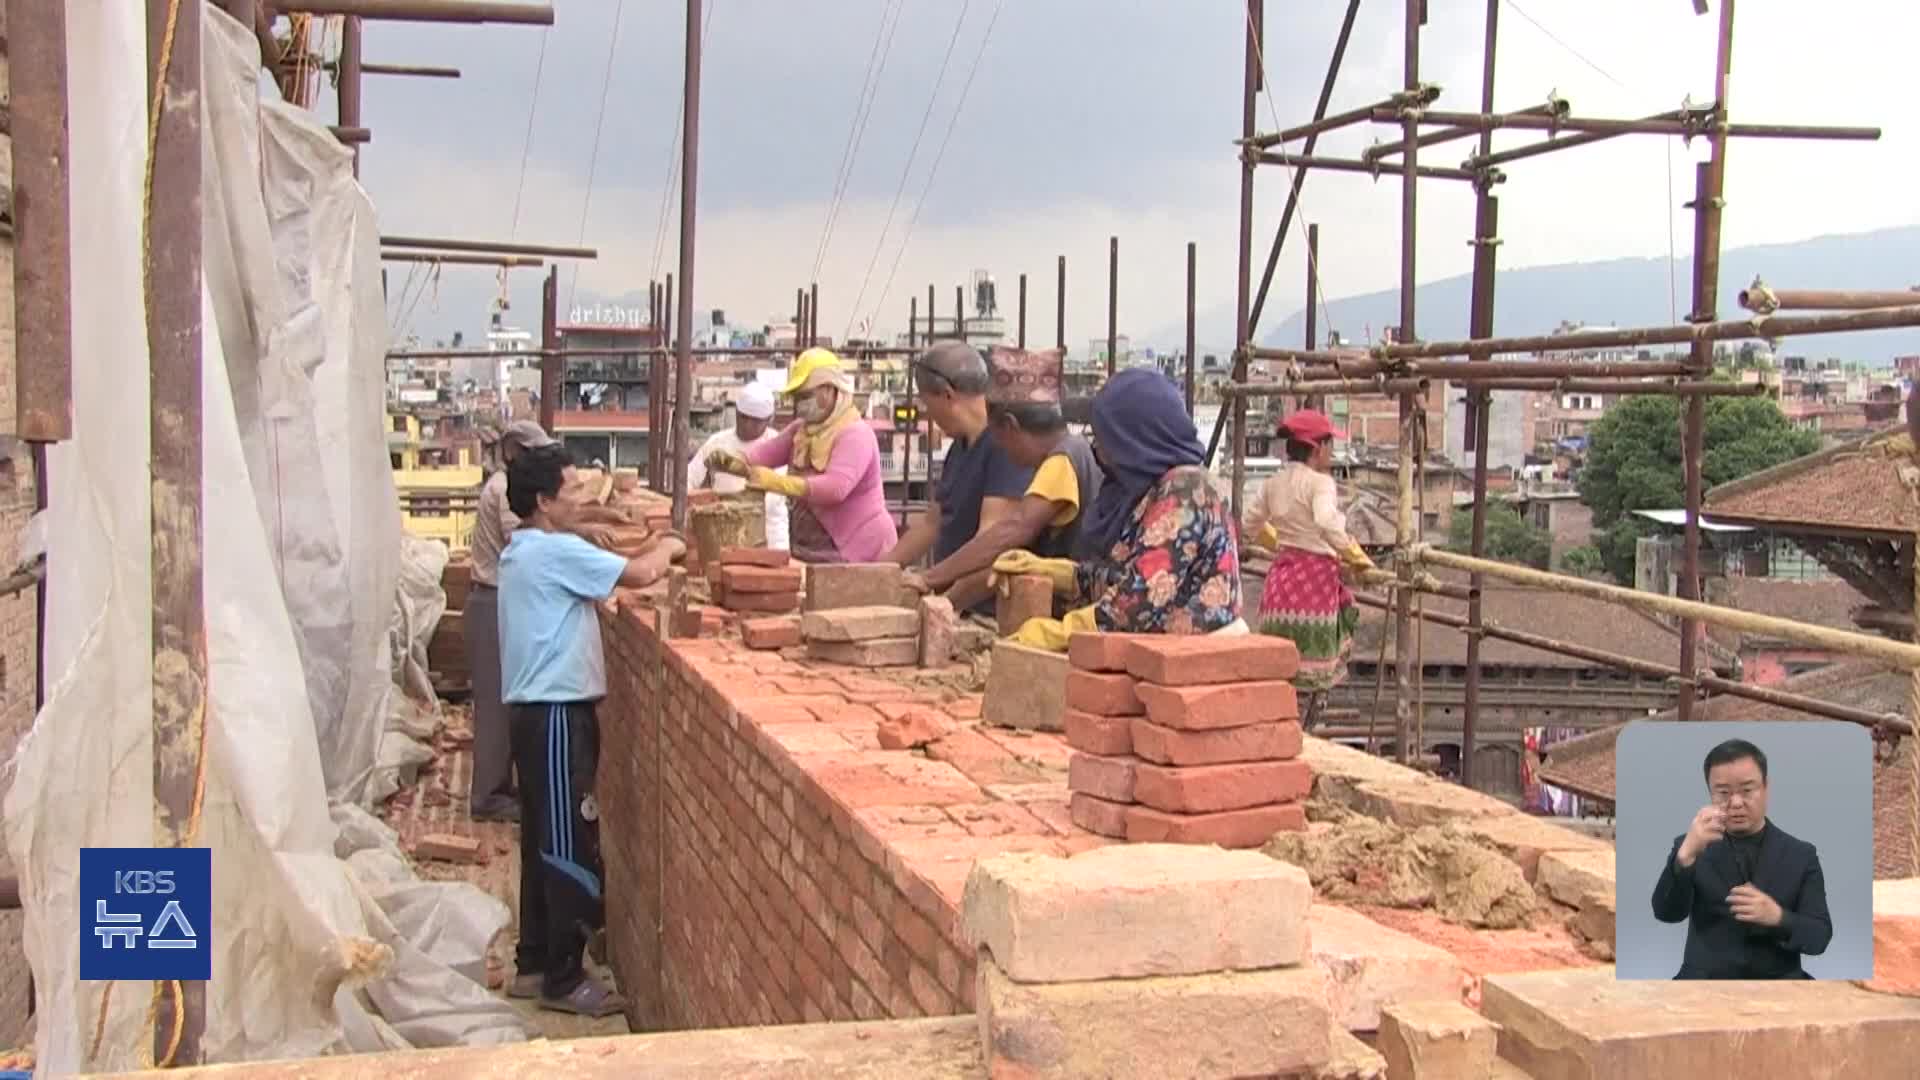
619, 536, 685, 588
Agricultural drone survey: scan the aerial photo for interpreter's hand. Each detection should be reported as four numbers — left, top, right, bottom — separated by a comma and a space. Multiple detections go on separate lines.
747, 467, 808, 499
707, 449, 751, 478
1677, 805, 1726, 867
902, 570, 933, 595
1728, 883, 1784, 928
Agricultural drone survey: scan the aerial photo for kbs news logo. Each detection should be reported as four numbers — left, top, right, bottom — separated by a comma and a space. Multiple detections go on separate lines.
78, 848, 211, 981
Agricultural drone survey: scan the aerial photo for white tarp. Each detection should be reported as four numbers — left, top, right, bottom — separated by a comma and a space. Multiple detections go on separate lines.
2, 8, 530, 1073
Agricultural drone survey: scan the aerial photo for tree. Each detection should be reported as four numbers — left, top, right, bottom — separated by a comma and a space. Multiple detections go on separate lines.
1577, 396, 1818, 583
1561, 545, 1606, 579
1446, 503, 1553, 569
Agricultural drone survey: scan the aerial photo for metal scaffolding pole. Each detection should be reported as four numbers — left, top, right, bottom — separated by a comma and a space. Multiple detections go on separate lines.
380, 235, 597, 259
539, 267, 560, 432
1107, 236, 1119, 377
1185, 241, 1198, 415
1461, 0, 1500, 790
1303, 224, 1320, 411
1387, 0, 1423, 765
282, 0, 554, 23
379, 251, 545, 267
14, 0, 74, 442
338, 15, 362, 175
1017, 272, 1028, 349
1056, 255, 1067, 352
671, 0, 702, 532
1229, 1, 1260, 528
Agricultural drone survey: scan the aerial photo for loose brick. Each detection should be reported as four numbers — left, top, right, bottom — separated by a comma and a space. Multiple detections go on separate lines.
1131, 717, 1302, 766
720, 546, 791, 567
721, 564, 804, 594
997, 573, 1054, 636
1133, 679, 1299, 731
724, 591, 801, 614
1377, 999, 1499, 1079
1132, 759, 1313, 814
740, 616, 802, 651
876, 709, 953, 751
413, 833, 486, 864
807, 637, 919, 668
805, 562, 914, 611
1309, 905, 1470, 1032
1066, 631, 1153, 673
1064, 709, 1133, 756
802, 605, 920, 643
1122, 635, 1301, 686
1064, 670, 1144, 717
982, 640, 1069, 733
961, 844, 1311, 982
1068, 793, 1130, 838
917, 594, 958, 667
1066, 752, 1137, 803
978, 956, 1331, 1079
1536, 848, 1615, 908
1125, 802, 1307, 848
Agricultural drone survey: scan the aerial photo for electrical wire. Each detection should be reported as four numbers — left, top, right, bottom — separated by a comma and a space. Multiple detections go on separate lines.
509, 28, 552, 240
862, 0, 1004, 337
1244, 2, 1337, 343
843, 0, 974, 337
649, 0, 720, 287
567, 0, 631, 315
811, 0, 906, 287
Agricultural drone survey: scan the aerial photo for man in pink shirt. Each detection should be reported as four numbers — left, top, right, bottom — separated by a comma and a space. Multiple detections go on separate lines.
708, 349, 897, 562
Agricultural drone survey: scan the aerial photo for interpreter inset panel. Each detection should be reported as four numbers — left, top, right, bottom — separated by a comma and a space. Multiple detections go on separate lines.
1614, 721, 1872, 981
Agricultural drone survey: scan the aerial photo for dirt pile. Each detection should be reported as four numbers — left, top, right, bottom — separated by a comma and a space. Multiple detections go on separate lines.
1262, 803, 1536, 930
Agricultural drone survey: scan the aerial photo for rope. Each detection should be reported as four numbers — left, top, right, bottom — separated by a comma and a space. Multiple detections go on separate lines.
860, 0, 1004, 337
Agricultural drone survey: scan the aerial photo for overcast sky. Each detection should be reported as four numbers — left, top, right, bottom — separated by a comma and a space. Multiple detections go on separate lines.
360, 1, 1919, 356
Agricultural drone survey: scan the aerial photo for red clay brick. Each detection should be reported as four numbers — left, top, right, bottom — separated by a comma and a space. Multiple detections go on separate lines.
918, 594, 958, 667
876, 708, 953, 750
721, 546, 791, 567
722, 565, 805, 593
1066, 631, 1154, 673
806, 562, 910, 612
1069, 792, 1131, 838
997, 574, 1054, 636
1063, 708, 1134, 756
1134, 680, 1299, 731
806, 637, 919, 667
1122, 635, 1301, 686
724, 590, 802, 614
1130, 759, 1313, 814
1125, 801, 1308, 847
1067, 751, 1138, 803
741, 616, 803, 650
1130, 718, 1303, 766
803, 605, 921, 643
412, 833, 486, 864
1064, 670, 1144, 717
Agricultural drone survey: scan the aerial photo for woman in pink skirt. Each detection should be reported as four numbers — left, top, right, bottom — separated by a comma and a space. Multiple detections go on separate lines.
1244, 410, 1376, 712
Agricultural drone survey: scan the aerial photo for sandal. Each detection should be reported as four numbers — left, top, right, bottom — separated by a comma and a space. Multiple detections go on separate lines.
539, 976, 625, 1018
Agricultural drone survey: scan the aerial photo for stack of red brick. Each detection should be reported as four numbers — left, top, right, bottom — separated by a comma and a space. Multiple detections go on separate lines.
1062, 633, 1311, 848
712, 547, 802, 616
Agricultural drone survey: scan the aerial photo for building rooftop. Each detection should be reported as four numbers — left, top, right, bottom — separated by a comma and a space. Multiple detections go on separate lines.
1537, 659, 1916, 878
1710, 577, 1866, 649
1705, 425, 1919, 537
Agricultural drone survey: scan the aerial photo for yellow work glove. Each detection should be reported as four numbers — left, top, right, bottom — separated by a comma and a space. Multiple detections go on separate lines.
991, 550, 1077, 595
1338, 542, 1378, 581
1255, 522, 1280, 551
706, 449, 750, 478
747, 466, 808, 499
1009, 605, 1098, 652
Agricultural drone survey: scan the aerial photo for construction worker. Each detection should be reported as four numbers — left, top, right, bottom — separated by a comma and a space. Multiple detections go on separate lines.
706, 348, 898, 562
685, 381, 790, 550
993, 369, 1246, 649
1244, 409, 1376, 714
884, 342, 1037, 613
469, 421, 627, 822
498, 442, 684, 1016
902, 347, 1099, 609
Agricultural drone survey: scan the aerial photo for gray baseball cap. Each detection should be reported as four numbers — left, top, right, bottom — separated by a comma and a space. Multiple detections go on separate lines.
501, 420, 558, 449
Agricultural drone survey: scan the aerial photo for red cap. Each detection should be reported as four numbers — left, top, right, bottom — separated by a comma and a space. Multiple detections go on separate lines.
1279, 409, 1346, 443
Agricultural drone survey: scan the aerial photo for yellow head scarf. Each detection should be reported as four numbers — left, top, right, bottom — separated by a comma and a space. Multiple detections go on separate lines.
784, 349, 861, 472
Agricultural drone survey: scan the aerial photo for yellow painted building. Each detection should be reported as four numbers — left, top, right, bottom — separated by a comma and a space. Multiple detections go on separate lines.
390, 412, 484, 549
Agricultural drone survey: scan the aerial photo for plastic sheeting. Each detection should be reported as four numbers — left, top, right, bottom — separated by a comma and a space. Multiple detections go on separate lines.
1, 9, 530, 1073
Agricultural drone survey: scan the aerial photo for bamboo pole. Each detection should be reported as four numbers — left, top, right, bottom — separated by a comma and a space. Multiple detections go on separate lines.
1409, 545, 1920, 669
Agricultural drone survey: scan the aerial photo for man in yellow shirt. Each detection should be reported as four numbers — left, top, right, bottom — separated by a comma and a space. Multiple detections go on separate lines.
905, 347, 1099, 604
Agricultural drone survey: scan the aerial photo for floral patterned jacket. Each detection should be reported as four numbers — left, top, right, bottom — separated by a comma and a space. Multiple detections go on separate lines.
1075, 465, 1242, 635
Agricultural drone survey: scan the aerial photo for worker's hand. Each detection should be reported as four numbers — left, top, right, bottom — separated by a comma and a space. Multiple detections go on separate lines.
747, 467, 808, 499
707, 449, 751, 478
577, 524, 621, 550
1338, 542, 1376, 572
1728, 883, 1784, 928
991, 551, 1077, 595
902, 570, 933, 595
1677, 805, 1726, 867
1253, 522, 1280, 551
1008, 606, 1097, 652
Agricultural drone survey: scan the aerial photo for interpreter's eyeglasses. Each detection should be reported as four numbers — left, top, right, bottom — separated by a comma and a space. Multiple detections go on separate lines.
1711, 784, 1761, 807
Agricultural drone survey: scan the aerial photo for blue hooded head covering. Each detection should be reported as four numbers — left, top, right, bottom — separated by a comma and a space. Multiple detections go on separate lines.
1081, 368, 1205, 558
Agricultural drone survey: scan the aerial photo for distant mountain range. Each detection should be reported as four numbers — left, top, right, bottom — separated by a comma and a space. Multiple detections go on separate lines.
1154, 225, 1920, 363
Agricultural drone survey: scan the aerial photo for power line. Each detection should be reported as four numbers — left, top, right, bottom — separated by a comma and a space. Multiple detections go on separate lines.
843, 1, 974, 336
811, 0, 906, 287
864, 0, 1004, 337
508, 28, 552, 239
566, 0, 631, 315
650, 0, 719, 286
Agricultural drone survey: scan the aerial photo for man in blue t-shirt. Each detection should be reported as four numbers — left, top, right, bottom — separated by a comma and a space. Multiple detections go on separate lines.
498, 443, 684, 1017
884, 342, 1035, 614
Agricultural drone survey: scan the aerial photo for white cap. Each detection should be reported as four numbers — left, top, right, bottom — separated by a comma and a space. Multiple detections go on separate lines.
736, 382, 777, 419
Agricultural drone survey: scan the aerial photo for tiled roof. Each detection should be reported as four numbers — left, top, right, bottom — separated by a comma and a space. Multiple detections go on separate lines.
1537, 660, 1917, 879
1704, 426, 1920, 535
1710, 577, 1866, 649
1349, 568, 1732, 671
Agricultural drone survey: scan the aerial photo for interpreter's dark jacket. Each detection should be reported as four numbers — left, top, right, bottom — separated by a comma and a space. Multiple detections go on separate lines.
1650, 819, 1832, 979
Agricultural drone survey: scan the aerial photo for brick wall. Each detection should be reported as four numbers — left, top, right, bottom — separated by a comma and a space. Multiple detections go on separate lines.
597, 606, 979, 1032
0, 0, 43, 1042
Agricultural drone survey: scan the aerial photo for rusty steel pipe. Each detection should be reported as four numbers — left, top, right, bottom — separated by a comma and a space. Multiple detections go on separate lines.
1251, 150, 1480, 183
1107, 236, 1119, 377
381, 251, 545, 267
1017, 272, 1028, 349
538, 267, 560, 432
1739, 284, 1920, 313
329, 125, 372, 143
381, 234, 597, 259
1365, 101, 1560, 163
671, 0, 703, 532
1469, 378, 1765, 396
281, 0, 553, 23
13, 0, 74, 441
1055, 255, 1066, 351
1395, 106, 1877, 144
1246, 86, 1439, 149
362, 62, 461, 77
1185, 241, 1198, 414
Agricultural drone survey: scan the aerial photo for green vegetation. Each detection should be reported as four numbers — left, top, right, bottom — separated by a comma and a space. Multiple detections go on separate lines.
1445, 502, 1552, 569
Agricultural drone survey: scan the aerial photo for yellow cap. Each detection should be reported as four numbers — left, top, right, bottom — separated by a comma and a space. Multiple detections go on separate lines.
783, 347, 848, 395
